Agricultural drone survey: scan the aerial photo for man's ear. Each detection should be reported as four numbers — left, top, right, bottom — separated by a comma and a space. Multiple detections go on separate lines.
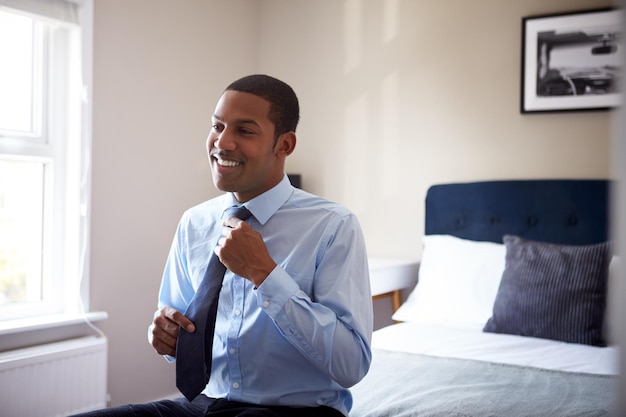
274, 131, 297, 157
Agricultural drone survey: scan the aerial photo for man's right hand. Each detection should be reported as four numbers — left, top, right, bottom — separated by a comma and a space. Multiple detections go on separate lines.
148, 306, 195, 357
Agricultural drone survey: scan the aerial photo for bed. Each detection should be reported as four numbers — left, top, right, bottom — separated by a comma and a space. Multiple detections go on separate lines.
350, 179, 618, 417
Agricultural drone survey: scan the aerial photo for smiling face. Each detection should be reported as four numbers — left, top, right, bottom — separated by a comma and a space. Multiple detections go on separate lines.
207, 90, 296, 203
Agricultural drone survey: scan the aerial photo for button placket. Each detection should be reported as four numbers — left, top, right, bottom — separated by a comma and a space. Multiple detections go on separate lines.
226, 273, 245, 396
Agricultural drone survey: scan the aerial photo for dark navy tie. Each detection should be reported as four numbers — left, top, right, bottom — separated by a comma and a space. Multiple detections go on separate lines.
176, 205, 252, 401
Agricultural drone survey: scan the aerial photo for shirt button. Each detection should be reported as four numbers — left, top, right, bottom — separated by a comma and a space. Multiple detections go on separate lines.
232, 382, 239, 389
229, 348, 236, 355
262, 300, 269, 308
234, 309, 241, 316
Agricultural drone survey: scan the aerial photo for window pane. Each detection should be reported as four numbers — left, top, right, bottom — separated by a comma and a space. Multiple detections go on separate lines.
0, 159, 45, 305
0, 10, 38, 134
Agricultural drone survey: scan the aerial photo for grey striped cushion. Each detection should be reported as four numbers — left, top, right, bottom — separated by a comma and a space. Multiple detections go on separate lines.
483, 235, 612, 346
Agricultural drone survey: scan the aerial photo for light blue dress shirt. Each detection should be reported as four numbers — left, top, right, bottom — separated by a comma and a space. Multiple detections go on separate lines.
157, 175, 373, 416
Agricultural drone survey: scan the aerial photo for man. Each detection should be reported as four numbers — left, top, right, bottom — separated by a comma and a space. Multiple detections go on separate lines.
74, 75, 373, 417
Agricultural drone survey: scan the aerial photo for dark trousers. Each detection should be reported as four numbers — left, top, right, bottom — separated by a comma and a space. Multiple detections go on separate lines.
69, 396, 345, 417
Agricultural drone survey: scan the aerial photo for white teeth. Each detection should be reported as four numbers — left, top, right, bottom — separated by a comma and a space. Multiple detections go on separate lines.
216, 157, 240, 167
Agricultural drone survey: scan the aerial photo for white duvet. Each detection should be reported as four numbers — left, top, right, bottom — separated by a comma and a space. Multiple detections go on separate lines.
371, 321, 619, 376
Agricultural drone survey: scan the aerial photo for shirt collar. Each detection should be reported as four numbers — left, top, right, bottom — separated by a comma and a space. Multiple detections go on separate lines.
223, 174, 293, 225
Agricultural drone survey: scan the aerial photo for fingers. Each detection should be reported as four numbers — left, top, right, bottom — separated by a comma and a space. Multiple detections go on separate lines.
149, 306, 195, 357
216, 217, 244, 255
219, 216, 253, 244
215, 221, 276, 286
217, 217, 241, 249
163, 306, 195, 332
222, 215, 248, 230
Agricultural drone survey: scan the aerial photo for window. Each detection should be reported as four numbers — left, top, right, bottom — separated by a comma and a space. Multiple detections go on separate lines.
0, 0, 92, 324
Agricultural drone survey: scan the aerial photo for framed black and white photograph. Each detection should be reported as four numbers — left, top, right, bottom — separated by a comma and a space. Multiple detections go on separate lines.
521, 8, 623, 113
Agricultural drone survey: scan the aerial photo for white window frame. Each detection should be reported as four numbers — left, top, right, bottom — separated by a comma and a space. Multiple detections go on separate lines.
0, 0, 95, 329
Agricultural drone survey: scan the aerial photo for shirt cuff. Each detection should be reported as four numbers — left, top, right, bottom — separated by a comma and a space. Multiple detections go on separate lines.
255, 265, 300, 317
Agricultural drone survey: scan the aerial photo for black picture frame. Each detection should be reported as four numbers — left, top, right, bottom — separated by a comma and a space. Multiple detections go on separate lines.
521, 8, 622, 114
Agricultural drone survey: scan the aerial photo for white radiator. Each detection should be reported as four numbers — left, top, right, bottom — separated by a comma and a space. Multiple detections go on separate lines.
0, 336, 108, 417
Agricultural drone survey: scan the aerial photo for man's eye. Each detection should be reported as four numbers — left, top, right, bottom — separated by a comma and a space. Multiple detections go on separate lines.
212, 124, 223, 132
239, 128, 254, 135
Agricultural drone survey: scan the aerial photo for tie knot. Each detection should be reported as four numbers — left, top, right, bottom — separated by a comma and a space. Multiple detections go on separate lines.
223, 205, 252, 221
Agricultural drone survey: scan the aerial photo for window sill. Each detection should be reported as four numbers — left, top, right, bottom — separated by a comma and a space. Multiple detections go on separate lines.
0, 311, 108, 352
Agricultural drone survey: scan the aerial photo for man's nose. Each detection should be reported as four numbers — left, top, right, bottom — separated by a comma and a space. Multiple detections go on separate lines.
214, 128, 236, 150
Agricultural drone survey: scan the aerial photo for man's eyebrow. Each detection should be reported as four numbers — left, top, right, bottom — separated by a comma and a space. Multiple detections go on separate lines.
212, 114, 261, 127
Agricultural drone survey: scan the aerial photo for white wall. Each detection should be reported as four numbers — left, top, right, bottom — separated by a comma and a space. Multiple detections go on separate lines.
256, 0, 613, 259
91, 0, 615, 405
91, 0, 261, 404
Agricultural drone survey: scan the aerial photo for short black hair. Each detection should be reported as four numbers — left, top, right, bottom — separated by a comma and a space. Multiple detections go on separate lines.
225, 75, 300, 138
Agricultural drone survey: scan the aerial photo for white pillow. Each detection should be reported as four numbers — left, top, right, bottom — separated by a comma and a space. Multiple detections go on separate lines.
392, 234, 506, 326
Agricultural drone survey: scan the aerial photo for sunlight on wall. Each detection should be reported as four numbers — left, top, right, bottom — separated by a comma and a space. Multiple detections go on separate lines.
342, 92, 369, 212
343, 0, 362, 74
379, 71, 400, 200
341, 0, 401, 215
382, 0, 399, 44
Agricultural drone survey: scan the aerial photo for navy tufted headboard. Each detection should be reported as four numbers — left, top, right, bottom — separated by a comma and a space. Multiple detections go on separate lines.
424, 180, 611, 245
